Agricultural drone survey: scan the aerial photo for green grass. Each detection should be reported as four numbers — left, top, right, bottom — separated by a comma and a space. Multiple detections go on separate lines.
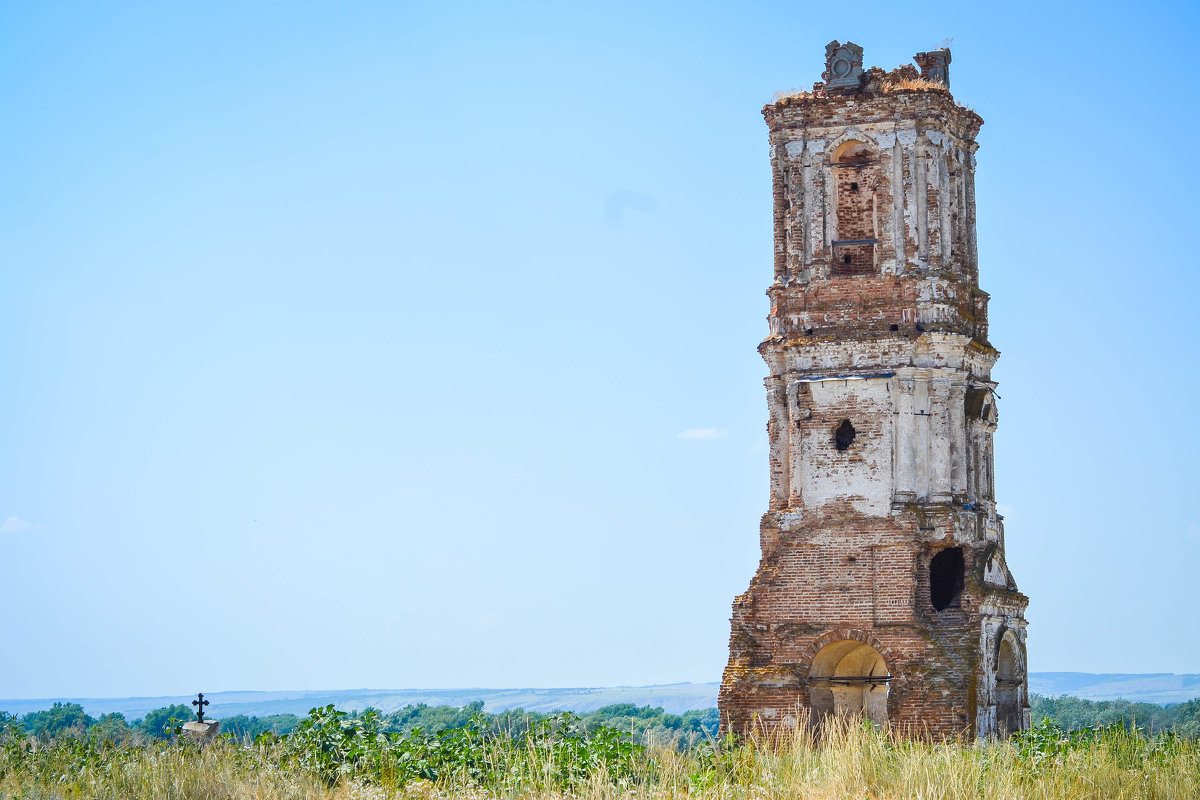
2, 709, 1198, 800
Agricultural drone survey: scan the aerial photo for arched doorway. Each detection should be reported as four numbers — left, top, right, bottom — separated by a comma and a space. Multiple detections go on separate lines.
808, 640, 890, 726
995, 632, 1025, 735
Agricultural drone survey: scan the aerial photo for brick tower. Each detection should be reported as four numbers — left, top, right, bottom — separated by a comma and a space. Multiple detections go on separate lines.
719, 42, 1029, 739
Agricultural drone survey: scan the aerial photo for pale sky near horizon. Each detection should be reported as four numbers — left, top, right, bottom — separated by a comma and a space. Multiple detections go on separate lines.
2, 1, 1198, 700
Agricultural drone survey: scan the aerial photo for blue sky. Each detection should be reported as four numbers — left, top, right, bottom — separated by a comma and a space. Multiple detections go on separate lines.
1, 1, 1197, 699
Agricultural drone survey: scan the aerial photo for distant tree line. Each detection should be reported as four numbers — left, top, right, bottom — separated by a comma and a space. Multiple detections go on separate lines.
0, 702, 198, 741
4, 695, 1197, 743
1029, 694, 1200, 737
0, 701, 718, 748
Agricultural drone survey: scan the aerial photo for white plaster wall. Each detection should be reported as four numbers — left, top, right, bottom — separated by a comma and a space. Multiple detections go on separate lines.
802, 379, 894, 516
984, 554, 1008, 587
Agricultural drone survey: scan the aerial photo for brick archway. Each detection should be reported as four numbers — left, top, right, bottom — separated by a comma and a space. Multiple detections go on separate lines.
805, 634, 891, 727
803, 628, 897, 674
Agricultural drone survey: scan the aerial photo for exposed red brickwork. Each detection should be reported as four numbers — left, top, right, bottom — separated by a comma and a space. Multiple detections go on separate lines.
720, 43, 1028, 741
832, 153, 877, 276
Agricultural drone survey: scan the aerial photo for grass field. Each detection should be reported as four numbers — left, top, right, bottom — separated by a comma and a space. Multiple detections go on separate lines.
2, 708, 1198, 800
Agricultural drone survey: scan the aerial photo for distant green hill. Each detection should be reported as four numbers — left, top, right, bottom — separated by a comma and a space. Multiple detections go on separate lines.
3, 674, 1198, 720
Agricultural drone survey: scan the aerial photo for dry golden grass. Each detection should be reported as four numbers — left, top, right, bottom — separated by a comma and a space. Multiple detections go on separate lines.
882, 76, 950, 94
769, 75, 950, 104
770, 88, 812, 103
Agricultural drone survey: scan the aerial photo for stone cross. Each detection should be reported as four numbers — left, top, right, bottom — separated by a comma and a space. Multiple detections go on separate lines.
192, 692, 209, 724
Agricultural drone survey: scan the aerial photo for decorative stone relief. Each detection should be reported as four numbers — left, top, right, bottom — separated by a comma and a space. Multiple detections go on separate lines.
822, 41, 864, 92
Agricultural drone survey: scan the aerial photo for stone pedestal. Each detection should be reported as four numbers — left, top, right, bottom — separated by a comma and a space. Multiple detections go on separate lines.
182, 720, 220, 742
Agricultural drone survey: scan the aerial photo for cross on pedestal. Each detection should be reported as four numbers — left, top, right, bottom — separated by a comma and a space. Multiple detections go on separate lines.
192, 693, 210, 723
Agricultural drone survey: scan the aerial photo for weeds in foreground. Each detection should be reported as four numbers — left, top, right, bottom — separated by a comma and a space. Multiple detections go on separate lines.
2, 709, 1198, 799
274, 705, 641, 791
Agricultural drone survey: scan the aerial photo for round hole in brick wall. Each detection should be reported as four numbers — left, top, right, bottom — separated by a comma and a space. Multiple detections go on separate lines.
850, 182, 859, 192
835, 419, 856, 451
843, 254, 852, 265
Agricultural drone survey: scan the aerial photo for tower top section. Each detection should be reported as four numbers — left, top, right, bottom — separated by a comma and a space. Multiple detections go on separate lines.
760, 41, 988, 349
763, 41, 979, 145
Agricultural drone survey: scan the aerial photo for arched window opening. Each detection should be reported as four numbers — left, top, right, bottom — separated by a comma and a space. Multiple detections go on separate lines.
834, 141, 872, 164
808, 640, 889, 727
832, 141, 877, 276
997, 639, 1018, 682
995, 634, 1025, 736
929, 547, 964, 611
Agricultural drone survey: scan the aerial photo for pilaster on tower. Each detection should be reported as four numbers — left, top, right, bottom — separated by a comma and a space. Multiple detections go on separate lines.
720, 42, 1029, 740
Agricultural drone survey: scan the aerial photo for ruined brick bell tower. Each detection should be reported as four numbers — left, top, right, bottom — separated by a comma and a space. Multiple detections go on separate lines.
719, 42, 1029, 739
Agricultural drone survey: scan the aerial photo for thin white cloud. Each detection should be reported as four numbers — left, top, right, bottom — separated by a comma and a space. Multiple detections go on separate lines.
1, 516, 33, 534
677, 427, 728, 441
604, 190, 655, 226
